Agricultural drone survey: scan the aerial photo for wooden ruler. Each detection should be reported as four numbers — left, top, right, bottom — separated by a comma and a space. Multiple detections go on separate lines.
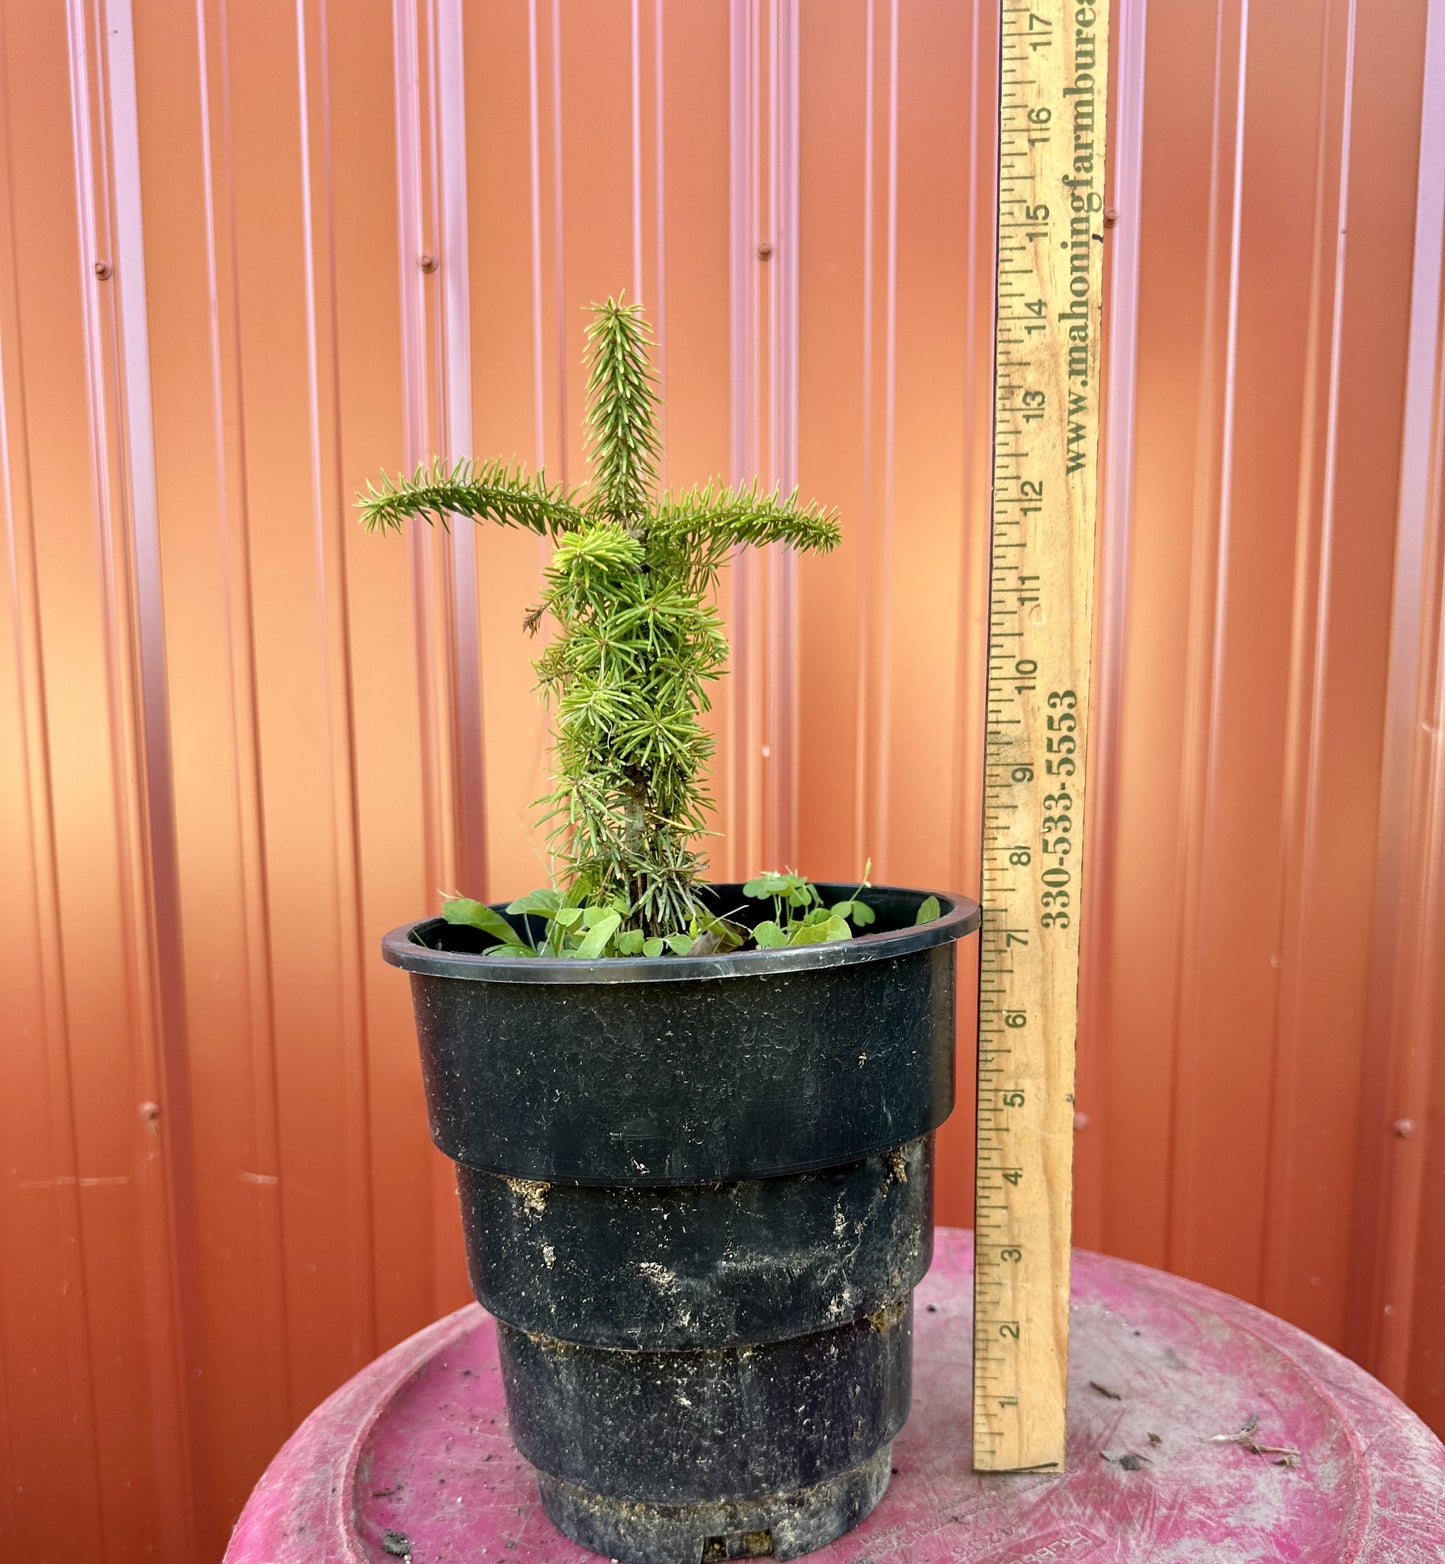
973, 0, 1111, 1473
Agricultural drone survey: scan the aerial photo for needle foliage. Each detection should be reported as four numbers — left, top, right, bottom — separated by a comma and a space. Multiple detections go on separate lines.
360, 298, 840, 942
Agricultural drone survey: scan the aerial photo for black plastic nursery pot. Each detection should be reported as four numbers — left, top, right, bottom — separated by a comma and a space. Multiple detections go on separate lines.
383, 882, 980, 1564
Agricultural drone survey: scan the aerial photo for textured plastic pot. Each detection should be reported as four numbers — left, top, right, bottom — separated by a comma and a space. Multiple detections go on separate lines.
383, 882, 980, 1564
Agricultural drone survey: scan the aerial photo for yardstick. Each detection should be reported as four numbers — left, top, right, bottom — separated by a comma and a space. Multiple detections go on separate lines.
973, 0, 1110, 1473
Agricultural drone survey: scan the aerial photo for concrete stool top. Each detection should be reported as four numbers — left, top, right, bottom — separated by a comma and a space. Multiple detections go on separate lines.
225, 1228, 1445, 1563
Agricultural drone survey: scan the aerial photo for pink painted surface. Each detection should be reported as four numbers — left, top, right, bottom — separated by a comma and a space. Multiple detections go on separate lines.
225, 1229, 1445, 1563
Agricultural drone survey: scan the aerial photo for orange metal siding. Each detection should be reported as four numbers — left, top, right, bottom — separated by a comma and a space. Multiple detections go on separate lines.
0, 2, 1440, 1560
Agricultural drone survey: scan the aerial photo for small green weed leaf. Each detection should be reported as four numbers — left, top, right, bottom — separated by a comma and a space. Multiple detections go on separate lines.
553, 906, 584, 927
616, 929, 646, 955
665, 933, 694, 956
787, 920, 829, 946
831, 900, 855, 919
851, 899, 876, 926
915, 895, 941, 925
823, 915, 852, 942
484, 943, 536, 958
743, 873, 791, 899
507, 887, 562, 918
643, 937, 665, 958
697, 914, 746, 950
576, 911, 622, 958
753, 919, 788, 949
443, 897, 527, 947
802, 906, 831, 926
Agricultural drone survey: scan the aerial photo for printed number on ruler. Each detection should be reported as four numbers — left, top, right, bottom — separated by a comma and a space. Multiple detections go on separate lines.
973, 0, 1109, 1474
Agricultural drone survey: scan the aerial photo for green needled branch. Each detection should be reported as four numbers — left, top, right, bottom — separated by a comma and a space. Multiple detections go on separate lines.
358, 457, 586, 538
583, 296, 661, 527
358, 296, 840, 938
652, 481, 841, 565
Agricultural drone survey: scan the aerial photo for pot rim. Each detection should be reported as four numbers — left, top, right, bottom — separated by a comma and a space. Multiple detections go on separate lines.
382, 881, 979, 984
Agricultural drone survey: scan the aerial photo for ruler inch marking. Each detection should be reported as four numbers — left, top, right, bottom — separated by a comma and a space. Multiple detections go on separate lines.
973, 0, 1110, 1475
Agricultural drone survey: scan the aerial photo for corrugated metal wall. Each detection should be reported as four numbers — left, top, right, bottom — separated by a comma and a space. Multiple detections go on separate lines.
1, 1, 1441, 1559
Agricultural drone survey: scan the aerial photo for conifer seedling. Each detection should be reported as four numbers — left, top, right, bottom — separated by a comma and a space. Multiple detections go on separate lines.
361, 298, 881, 956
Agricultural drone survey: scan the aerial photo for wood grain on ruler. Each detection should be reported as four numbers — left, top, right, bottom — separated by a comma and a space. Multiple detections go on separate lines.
973, 0, 1110, 1473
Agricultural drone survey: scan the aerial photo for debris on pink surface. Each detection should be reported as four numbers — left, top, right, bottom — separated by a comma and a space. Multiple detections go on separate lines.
226, 1230, 1445, 1563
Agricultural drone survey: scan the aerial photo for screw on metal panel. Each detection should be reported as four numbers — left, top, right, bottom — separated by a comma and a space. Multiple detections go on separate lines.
1103, 207, 1119, 227
1392, 1118, 1416, 1139
419, 253, 438, 273
756, 241, 774, 259
139, 1101, 161, 1123
94, 260, 113, 279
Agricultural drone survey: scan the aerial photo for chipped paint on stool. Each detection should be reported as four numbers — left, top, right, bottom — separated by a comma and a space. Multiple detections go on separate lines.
224, 1229, 1445, 1562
